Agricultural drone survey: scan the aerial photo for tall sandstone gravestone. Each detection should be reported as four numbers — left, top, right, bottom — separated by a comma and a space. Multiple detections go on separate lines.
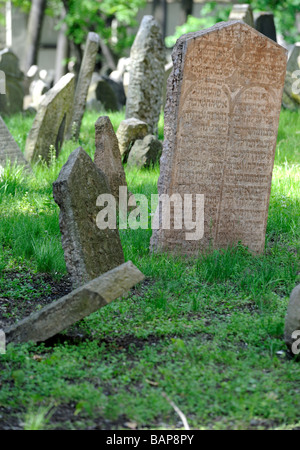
125, 15, 165, 136
25, 73, 75, 164
151, 21, 287, 255
94, 116, 127, 204
53, 147, 124, 288
67, 32, 100, 140
0, 116, 31, 171
282, 43, 300, 111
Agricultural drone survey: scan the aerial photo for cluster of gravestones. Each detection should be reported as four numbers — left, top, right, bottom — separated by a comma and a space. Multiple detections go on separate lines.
1, 15, 299, 355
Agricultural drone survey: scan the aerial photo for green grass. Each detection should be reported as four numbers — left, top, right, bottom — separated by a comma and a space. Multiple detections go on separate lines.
0, 109, 299, 430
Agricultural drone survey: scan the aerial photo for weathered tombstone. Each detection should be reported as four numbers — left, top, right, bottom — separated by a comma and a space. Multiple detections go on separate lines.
25, 73, 75, 164
0, 49, 24, 116
0, 116, 31, 171
5, 261, 145, 344
87, 74, 125, 112
125, 15, 165, 135
284, 285, 300, 354
67, 32, 100, 140
127, 134, 162, 169
94, 116, 127, 203
282, 43, 300, 110
116, 117, 148, 161
150, 21, 287, 255
53, 146, 124, 288
229, 4, 254, 27
254, 13, 277, 42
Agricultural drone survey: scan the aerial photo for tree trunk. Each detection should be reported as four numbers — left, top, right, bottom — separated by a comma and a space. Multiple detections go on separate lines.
54, 8, 69, 84
24, 0, 47, 73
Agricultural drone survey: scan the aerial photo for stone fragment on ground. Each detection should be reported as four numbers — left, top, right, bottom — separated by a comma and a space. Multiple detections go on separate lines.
5, 261, 145, 344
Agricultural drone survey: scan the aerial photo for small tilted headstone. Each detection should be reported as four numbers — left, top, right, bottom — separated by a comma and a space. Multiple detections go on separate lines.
4, 261, 145, 344
125, 15, 166, 135
53, 147, 124, 288
25, 73, 75, 164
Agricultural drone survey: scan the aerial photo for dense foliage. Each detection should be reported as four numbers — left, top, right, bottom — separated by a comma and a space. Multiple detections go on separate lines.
0, 0, 146, 58
166, 0, 300, 47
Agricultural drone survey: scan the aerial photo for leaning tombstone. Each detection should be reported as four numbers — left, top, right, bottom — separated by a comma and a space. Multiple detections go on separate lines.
0, 116, 32, 172
125, 15, 165, 135
150, 21, 287, 256
94, 116, 127, 204
53, 146, 124, 289
282, 43, 300, 110
229, 4, 254, 27
25, 73, 75, 164
5, 261, 145, 344
254, 12, 277, 42
67, 32, 100, 140
284, 285, 300, 354
0, 49, 24, 116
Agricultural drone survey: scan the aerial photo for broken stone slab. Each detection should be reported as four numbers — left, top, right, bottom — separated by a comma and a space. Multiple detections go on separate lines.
25, 73, 75, 164
53, 146, 124, 289
127, 134, 162, 169
94, 116, 127, 203
284, 284, 300, 353
0, 116, 32, 172
4, 261, 145, 344
116, 117, 148, 162
67, 32, 100, 140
